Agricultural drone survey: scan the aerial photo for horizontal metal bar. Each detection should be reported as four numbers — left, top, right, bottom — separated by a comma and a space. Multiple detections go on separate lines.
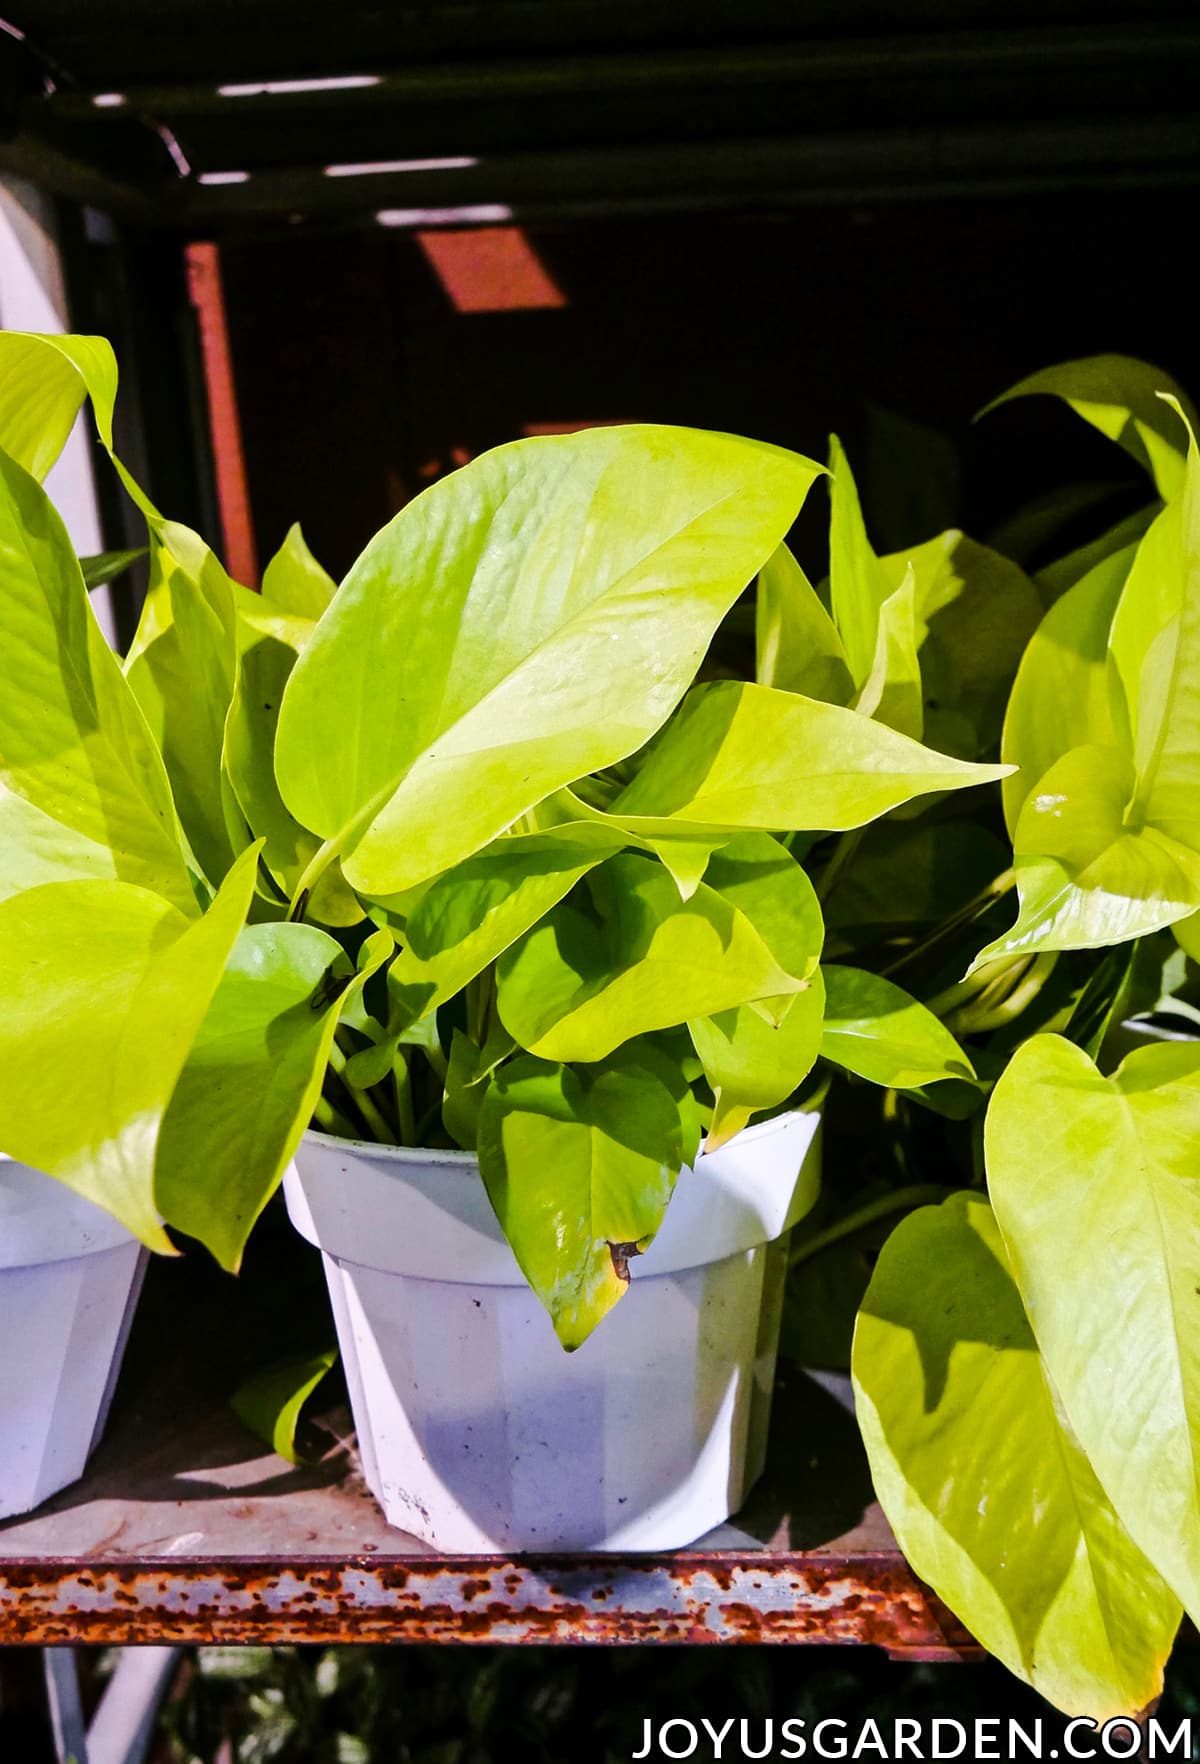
39, 26, 1200, 118
177, 116, 1200, 225
0, 1553, 981, 1656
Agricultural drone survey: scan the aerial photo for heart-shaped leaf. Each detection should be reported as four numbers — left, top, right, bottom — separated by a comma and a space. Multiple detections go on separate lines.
984, 354, 1197, 499
477, 1050, 686, 1348
987, 1034, 1200, 1630
854, 1191, 1180, 1719
275, 425, 821, 897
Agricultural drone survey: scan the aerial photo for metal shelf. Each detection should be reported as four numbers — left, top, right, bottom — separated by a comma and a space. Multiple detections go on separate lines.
0, 1251, 975, 1655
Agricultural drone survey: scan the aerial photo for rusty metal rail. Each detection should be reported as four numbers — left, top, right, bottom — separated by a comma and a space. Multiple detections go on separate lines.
0, 1246, 978, 1655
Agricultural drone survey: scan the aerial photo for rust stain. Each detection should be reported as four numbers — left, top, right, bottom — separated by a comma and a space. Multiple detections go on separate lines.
0, 1552, 981, 1654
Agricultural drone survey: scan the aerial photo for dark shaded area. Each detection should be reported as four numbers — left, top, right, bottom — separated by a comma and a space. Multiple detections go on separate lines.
4, 1639, 1200, 1762
217, 190, 1192, 585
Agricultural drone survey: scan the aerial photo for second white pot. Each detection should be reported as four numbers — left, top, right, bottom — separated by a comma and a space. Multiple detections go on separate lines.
0, 1154, 147, 1521
284, 1109, 820, 1553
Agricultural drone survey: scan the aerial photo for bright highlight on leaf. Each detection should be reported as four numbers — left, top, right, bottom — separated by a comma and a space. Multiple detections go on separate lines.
275, 425, 823, 897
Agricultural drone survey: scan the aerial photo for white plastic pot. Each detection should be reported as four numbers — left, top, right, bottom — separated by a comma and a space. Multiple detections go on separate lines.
0, 1153, 147, 1520
284, 1109, 821, 1553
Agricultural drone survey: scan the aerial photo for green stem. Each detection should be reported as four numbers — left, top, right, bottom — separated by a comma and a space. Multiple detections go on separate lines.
328, 1042, 398, 1145
816, 827, 865, 905
881, 867, 1016, 979
288, 834, 343, 922
393, 1051, 417, 1146
789, 1184, 953, 1268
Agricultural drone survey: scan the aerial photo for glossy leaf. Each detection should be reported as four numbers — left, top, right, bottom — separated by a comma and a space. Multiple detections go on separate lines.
882, 532, 1043, 758
987, 1034, 1200, 1628
382, 825, 625, 1033
974, 747, 1200, 970
854, 1192, 1180, 1718
442, 1022, 515, 1151
275, 425, 820, 896
613, 682, 1007, 833
155, 925, 389, 1270
691, 972, 825, 1149
81, 547, 147, 589
755, 541, 853, 704
853, 563, 923, 737
1001, 544, 1135, 831
820, 965, 976, 1088
495, 851, 802, 1062
1037, 506, 1157, 607
232, 1348, 338, 1465
828, 433, 889, 685
0, 447, 195, 913
1112, 423, 1200, 850
685, 834, 826, 1143
0, 848, 258, 1249
984, 354, 1197, 499
477, 1051, 685, 1348
0, 331, 117, 481
261, 522, 337, 620
221, 601, 361, 924
124, 520, 240, 887
0, 780, 121, 901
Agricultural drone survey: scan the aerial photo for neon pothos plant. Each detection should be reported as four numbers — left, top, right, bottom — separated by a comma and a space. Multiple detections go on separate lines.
823, 357, 1200, 1722
0, 329, 1001, 1357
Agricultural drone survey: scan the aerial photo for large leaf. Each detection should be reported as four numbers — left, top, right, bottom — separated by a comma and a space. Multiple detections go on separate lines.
232, 1348, 338, 1465
260, 522, 337, 620
1001, 543, 1136, 831
495, 851, 802, 1062
477, 1051, 686, 1348
221, 598, 361, 924
0, 847, 258, 1249
754, 541, 853, 704
820, 965, 975, 1088
984, 353, 1197, 500
275, 425, 820, 897
827, 433, 889, 686
690, 972, 825, 1150
0, 331, 118, 482
853, 1192, 1180, 1718
1111, 427, 1200, 849
0, 447, 195, 913
124, 520, 240, 886
0, 779, 121, 900
987, 1034, 1200, 1627
880, 532, 1043, 758
686, 834, 826, 1144
852, 563, 923, 738
155, 926, 391, 1271
381, 825, 625, 1032
612, 681, 1007, 832
981, 430, 1200, 964
974, 748, 1200, 971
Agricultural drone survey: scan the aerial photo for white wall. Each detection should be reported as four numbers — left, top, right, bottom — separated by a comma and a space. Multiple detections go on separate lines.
0, 174, 116, 643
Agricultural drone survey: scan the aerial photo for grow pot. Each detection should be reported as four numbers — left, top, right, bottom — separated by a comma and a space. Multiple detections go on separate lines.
0, 1154, 147, 1520
284, 1110, 821, 1552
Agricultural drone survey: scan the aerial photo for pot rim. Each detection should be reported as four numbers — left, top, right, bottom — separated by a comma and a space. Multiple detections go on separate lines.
301, 1104, 815, 1173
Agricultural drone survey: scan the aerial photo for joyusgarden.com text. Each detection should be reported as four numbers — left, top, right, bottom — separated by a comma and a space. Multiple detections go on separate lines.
629, 1715, 1195, 1760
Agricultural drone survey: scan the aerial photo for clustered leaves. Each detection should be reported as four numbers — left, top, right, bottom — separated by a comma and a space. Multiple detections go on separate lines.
3, 333, 1200, 1720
